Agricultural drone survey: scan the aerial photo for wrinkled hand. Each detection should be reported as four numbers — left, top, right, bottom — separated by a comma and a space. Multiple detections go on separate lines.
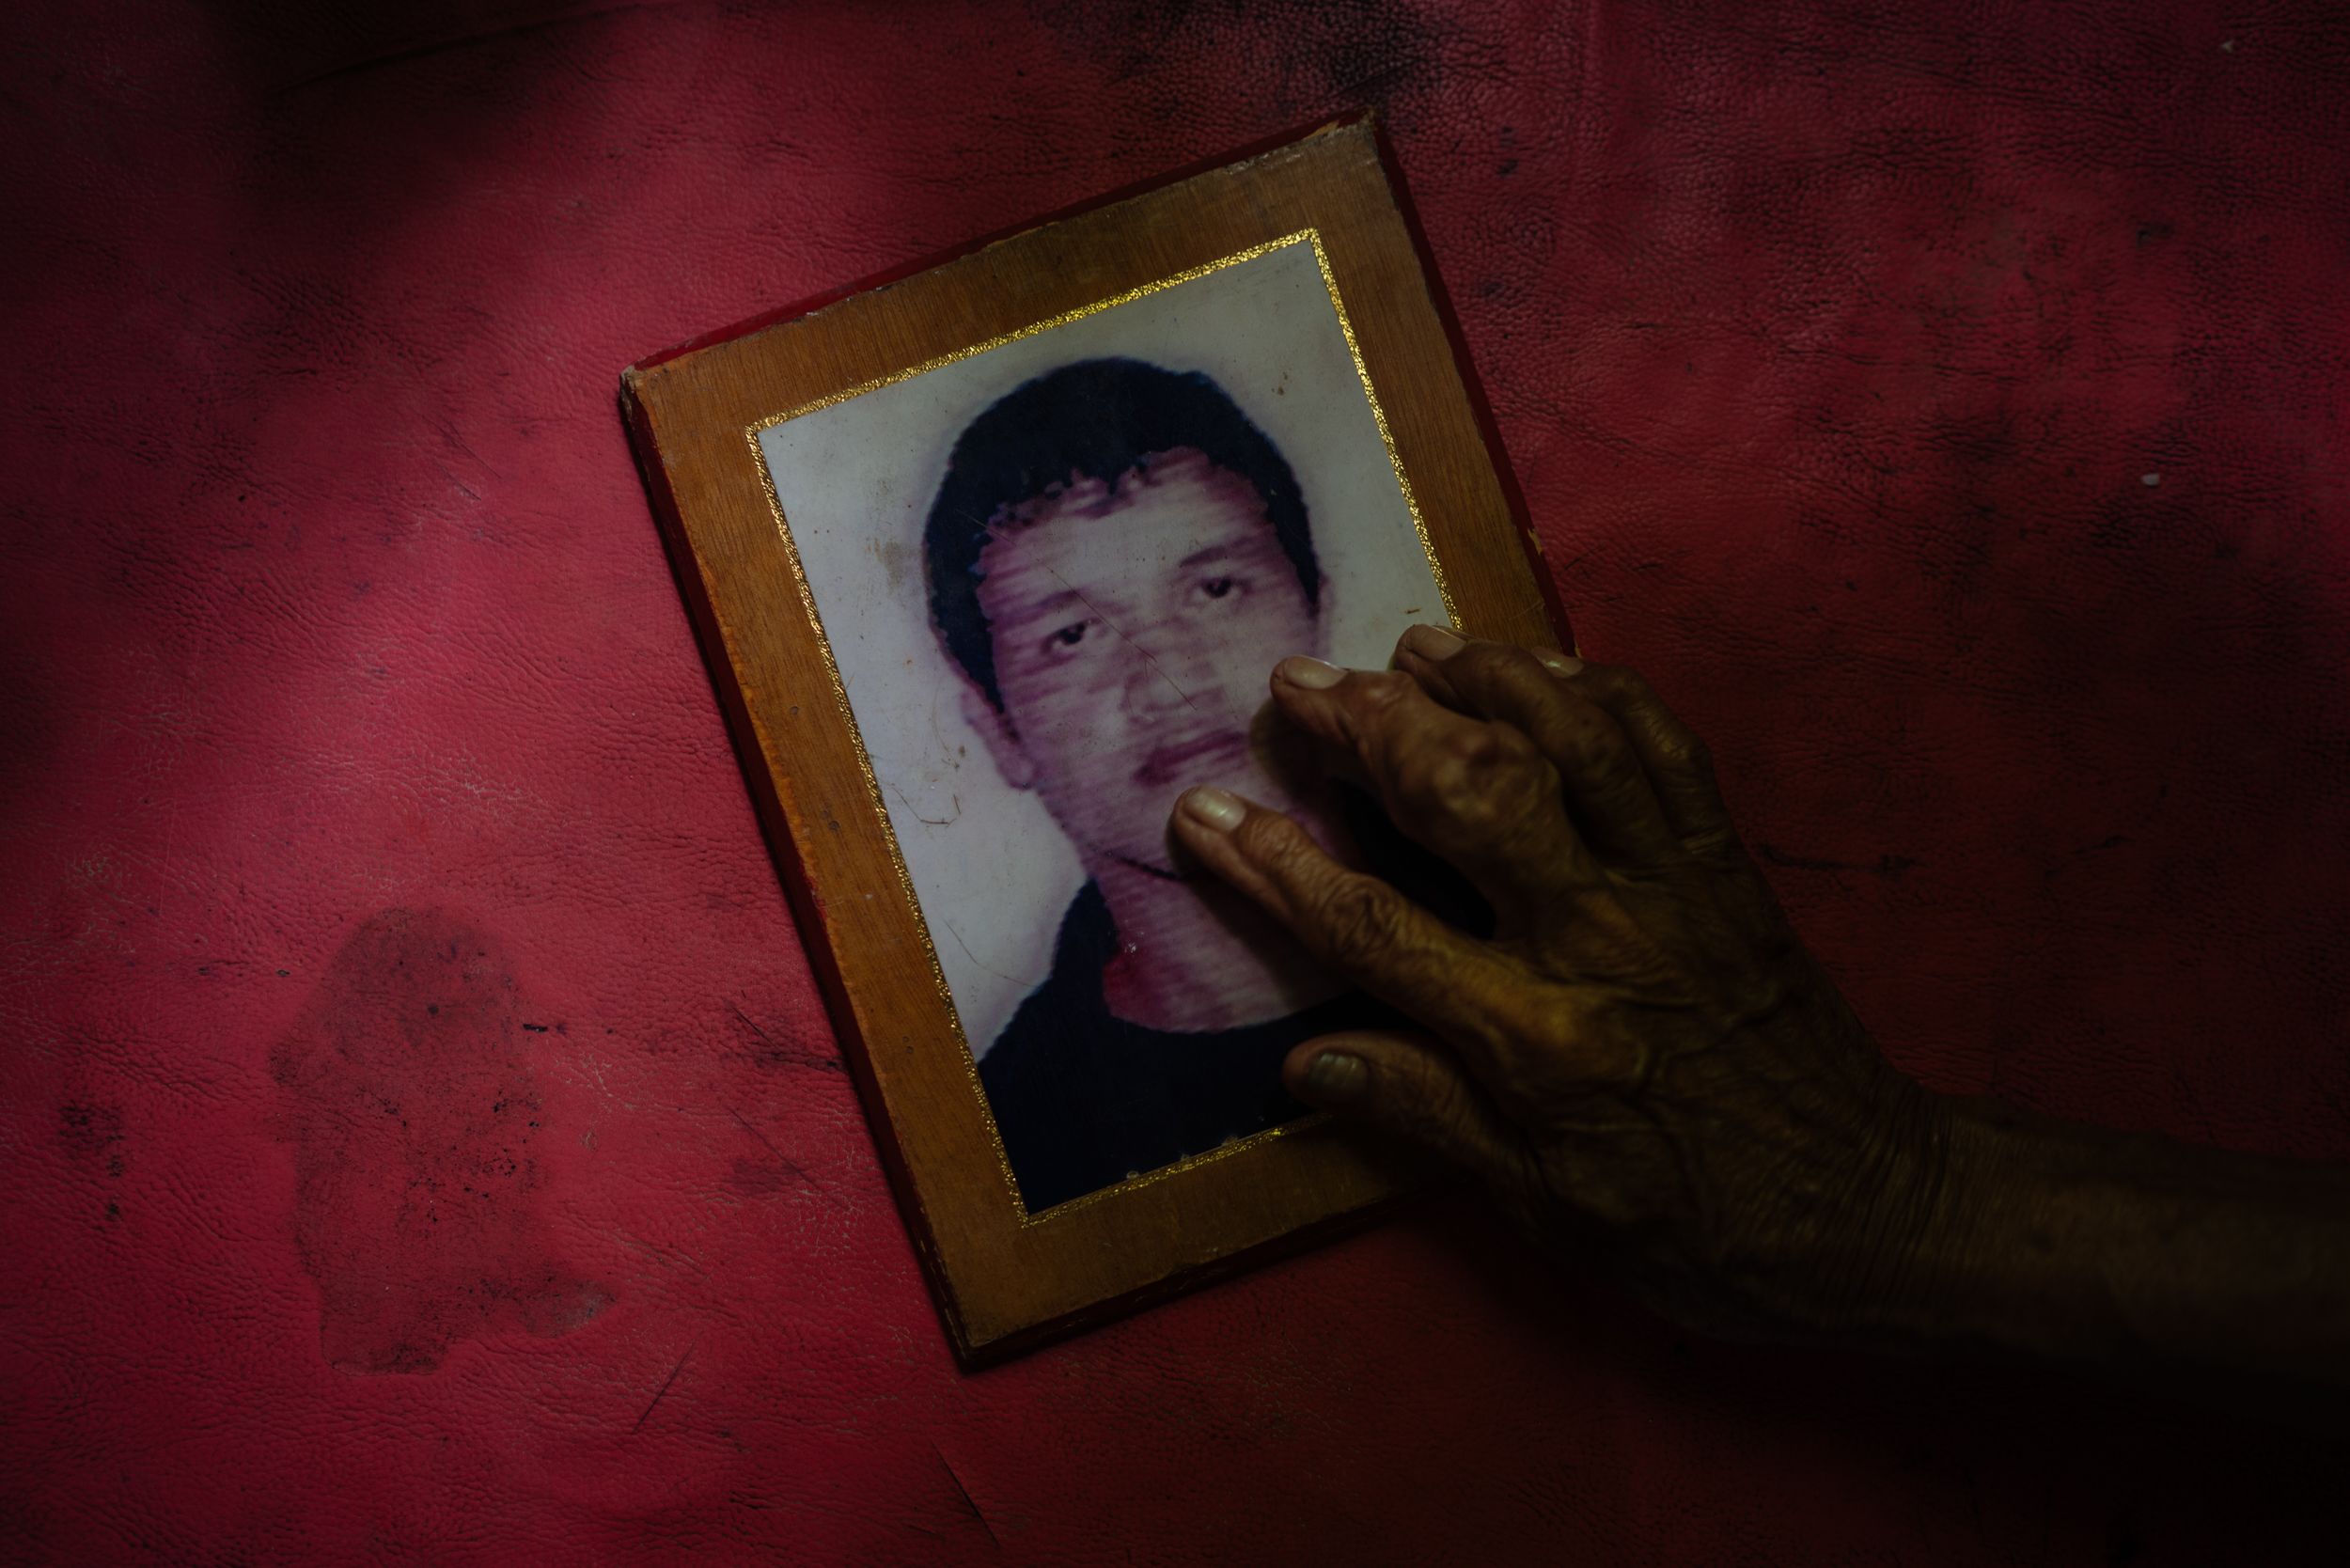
1172, 626, 1949, 1339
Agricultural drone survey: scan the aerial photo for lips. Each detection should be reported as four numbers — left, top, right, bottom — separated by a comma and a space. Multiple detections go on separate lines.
1136, 728, 1252, 787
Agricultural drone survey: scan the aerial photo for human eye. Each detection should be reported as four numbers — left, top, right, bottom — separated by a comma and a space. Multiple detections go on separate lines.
1197, 574, 1246, 604
1042, 619, 1095, 658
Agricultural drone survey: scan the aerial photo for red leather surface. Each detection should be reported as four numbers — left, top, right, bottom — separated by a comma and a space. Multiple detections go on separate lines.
7, 1, 2347, 1561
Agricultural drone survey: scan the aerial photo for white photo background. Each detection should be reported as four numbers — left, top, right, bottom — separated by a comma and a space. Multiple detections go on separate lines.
760, 239, 1449, 1053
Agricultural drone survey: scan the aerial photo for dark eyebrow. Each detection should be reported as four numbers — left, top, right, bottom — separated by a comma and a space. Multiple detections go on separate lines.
1007, 587, 1083, 622
1177, 544, 1240, 571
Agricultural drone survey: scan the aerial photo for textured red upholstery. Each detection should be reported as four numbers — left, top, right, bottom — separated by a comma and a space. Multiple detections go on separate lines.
7, 1, 2347, 1560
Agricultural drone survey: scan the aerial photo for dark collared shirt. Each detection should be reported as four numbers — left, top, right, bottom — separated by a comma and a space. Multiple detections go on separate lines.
977, 880, 1392, 1212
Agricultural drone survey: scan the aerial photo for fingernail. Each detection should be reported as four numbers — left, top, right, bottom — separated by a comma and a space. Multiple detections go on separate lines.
1304, 1050, 1369, 1103
1276, 654, 1346, 689
1180, 785, 1246, 832
1402, 623, 1465, 660
1540, 651, 1584, 677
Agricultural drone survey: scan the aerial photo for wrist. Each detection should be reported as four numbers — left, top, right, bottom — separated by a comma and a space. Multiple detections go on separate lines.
1778, 1071, 1966, 1342
1825, 1091, 2121, 1359
1858, 1093, 2054, 1353
1849, 1093, 2350, 1391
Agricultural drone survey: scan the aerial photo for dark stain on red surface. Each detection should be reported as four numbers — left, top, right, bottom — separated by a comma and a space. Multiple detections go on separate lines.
271, 907, 606, 1373
57, 1102, 125, 1162
59, 1101, 130, 1222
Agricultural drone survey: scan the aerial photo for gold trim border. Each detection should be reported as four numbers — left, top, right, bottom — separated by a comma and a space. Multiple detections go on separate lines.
744, 228, 1453, 1227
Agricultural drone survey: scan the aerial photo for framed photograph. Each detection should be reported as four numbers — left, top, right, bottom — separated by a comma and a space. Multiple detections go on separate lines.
622, 115, 1566, 1362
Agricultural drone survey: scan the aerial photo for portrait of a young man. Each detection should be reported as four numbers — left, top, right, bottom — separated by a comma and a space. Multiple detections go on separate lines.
924, 357, 1404, 1211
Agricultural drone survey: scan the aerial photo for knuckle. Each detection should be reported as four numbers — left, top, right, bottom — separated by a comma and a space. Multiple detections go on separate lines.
1605, 667, 1709, 763
1230, 805, 1312, 868
1487, 985, 1579, 1071
1586, 659, 1644, 696
1399, 1076, 1497, 1166
1681, 822, 1743, 865
1443, 720, 1536, 775
1456, 639, 1540, 681
1352, 669, 1418, 713
1546, 706, 1635, 779
1306, 872, 1411, 965
1656, 728, 1714, 778
1592, 663, 1664, 717
1398, 723, 1555, 829
1464, 642, 1563, 706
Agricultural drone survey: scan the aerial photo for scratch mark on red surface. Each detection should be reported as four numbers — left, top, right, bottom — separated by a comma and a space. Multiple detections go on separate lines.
934, 1444, 1001, 1549
728, 1104, 822, 1193
435, 461, 480, 502
632, 1341, 697, 1435
1754, 841, 1921, 882
725, 998, 846, 1076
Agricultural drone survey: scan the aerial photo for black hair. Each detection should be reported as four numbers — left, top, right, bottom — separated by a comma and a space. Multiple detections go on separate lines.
924, 357, 1318, 710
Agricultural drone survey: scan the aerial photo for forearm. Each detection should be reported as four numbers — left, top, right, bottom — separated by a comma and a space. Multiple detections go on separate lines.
1876, 1095, 2350, 1398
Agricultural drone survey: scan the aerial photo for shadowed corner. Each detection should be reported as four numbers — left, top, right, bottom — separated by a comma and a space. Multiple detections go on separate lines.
270, 905, 609, 1372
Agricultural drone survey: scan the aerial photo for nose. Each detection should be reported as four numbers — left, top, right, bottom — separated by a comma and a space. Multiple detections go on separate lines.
1121, 634, 1200, 722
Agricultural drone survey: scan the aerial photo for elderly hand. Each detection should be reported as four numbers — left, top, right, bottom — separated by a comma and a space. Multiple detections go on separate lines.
1171, 626, 1948, 1339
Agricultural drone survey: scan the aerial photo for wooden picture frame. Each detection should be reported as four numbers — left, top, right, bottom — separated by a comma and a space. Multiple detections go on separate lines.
620, 114, 1566, 1364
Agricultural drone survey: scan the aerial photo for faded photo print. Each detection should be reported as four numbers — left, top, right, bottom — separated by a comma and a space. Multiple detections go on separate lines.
759, 239, 1451, 1212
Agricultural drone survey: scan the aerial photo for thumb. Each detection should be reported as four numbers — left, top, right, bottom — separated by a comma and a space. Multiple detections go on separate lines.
1285, 1028, 1516, 1176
